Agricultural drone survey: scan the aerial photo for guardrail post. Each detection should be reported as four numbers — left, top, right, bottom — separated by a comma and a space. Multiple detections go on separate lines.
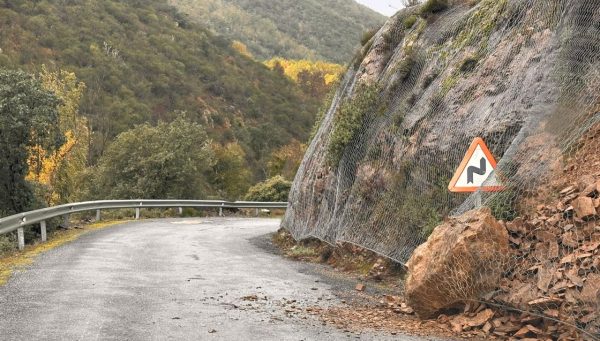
63, 214, 69, 229
40, 220, 47, 242
255, 208, 259, 217
178, 207, 183, 215
17, 227, 25, 250
135, 208, 140, 220
219, 204, 223, 217
96, 209, 101, 221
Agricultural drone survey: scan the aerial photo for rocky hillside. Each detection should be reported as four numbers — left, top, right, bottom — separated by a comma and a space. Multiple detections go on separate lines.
169, 0, 386, 63
403, 127, 600, 339
283, 0, 599, 338
283, 0, 600, 262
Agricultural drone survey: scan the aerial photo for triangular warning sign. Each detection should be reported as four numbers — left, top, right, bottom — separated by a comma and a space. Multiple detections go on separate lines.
448, 137, 505, 193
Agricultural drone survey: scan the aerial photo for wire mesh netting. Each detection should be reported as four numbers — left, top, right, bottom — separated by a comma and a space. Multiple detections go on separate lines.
283, 0, 599, 337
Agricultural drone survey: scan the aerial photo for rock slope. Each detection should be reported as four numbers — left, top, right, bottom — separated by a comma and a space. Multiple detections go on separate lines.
283, 1, 599, 338
283, 0, 600, 263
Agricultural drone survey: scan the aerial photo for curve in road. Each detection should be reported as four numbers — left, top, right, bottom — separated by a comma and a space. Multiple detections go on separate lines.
0, 218, 434, 340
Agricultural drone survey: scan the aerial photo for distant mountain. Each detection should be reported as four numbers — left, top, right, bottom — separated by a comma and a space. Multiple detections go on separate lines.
0, 0, 320, 173
169, 0, 387, 63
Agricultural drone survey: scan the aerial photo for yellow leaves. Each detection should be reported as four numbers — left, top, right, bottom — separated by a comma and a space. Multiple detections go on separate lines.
26, 66, 89, 205
39, 65, 86, 133
231, 40, 253, 59
267, 139, 307, 180
324, 73, 339, 85
27, 130, 77, 183
26, 130, 84, 204
264, 58, 344, 85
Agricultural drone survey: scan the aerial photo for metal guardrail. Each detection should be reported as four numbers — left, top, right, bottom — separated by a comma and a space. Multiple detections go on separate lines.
0, 200, 288, 250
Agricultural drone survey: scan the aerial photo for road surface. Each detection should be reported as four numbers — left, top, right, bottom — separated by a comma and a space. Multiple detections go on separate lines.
0, 218, 435, 340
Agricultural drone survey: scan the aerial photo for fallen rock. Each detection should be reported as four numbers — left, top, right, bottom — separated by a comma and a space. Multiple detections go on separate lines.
367, 258, 386, 280
579, 273, 600, 305
468, 308, 495, 328
513, 324, 543, 338
581, 180, 600, 197
527, 296, 563, 308
355, 283, 366, 292
405, 208, 509, 318
560, 186, 577, 196
571, 196, 597, 219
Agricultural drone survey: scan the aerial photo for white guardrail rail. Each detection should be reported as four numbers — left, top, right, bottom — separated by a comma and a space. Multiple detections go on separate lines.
0, 200, 288, 250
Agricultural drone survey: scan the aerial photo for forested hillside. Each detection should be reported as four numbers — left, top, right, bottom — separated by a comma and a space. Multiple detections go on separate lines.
169, 0, 386, 63
0, 0, 330, 220
0, 0, 319, 173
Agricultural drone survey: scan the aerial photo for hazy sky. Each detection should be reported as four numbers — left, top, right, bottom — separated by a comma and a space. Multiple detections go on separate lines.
355, 0, 402, 16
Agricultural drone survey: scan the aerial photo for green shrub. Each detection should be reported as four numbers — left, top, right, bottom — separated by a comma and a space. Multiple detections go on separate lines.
353, 38, 374, 70
244, 176, 292, 202
371, 164, 450, 240
92, 115, 215, 200
393, 111, 405, 130
0, 234, 16, 256
327, 85, 382, 165
403, 15, 418, 29
394, 54, 416, 81
360, 28, 378, 46
420, 0, 449, 16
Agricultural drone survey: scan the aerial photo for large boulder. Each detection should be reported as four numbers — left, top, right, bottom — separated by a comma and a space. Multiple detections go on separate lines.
405, 208, 509, 318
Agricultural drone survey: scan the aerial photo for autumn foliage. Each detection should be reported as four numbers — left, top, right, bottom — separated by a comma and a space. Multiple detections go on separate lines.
264, 58, 344, 99
27, 66, 88, 205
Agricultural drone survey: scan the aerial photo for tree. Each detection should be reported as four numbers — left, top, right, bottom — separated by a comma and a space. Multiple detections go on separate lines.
231, 40, 253, 59
0, 69, 62, 216
267, 139, 306, 180
91, 116, 215, 199
402, 0, 422, 6
26, 66, 88, 205
272, 61, 286, 77
297, 70, 327, 98
244, 175, 292, 202
210, 142, 252, 199
264, 58, 344, 100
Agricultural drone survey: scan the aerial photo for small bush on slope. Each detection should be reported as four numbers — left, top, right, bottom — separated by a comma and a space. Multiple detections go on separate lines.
244, 176, 292, 202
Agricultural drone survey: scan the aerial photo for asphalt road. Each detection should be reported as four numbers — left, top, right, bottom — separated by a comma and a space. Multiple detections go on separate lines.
0, 218, 435, 341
